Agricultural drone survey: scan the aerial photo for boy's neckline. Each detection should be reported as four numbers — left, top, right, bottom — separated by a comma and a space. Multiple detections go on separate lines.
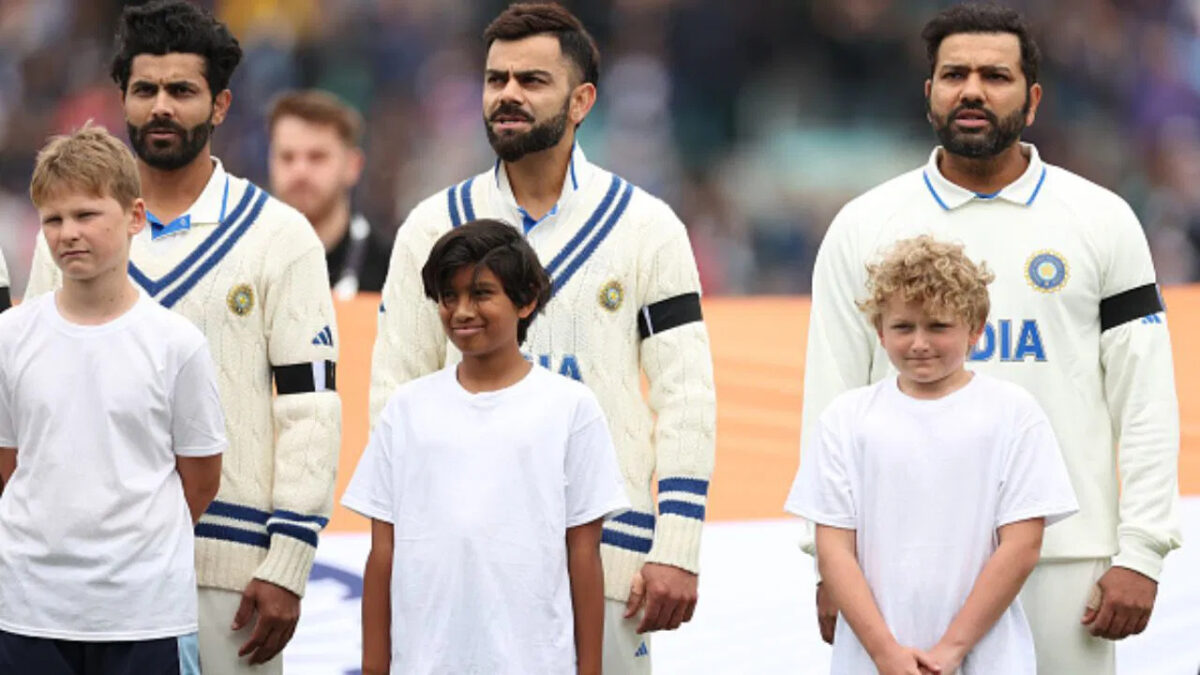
891, 370, 978, 403
453, 359, 536, 395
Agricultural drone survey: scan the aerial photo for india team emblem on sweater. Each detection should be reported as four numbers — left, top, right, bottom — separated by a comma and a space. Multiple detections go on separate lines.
599, 279, 624, 311
1025, 251, 1069, 293
227, 283, 255, 316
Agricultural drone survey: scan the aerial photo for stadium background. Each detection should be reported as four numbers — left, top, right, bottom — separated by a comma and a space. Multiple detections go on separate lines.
1, 0, 1198, 672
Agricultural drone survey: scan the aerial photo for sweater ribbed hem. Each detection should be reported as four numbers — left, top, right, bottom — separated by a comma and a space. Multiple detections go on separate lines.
196, 538, 267, 593
1112, 534, 1168, 582
646, 514, 704, 574
254, 533, 317, 597
601, 545, 646, 604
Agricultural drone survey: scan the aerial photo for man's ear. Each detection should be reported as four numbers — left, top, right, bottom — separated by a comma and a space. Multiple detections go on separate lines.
212, 89, 233, 126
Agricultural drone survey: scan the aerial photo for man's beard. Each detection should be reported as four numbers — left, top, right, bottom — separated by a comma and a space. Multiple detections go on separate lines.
128, 114, 213, 171
485, 98, 570, 163
930, 97, 1029, 159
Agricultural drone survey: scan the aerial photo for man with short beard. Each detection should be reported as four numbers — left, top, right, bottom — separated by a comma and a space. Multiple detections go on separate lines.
369, 4, 715, 673
268, 90, 390, 298
25, 2, 341, 673
792, 4, 1180, 674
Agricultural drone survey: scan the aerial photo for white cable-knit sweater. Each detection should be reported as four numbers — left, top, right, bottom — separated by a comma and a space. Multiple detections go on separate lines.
26, 163, 341, 597
370, 147, 717, 601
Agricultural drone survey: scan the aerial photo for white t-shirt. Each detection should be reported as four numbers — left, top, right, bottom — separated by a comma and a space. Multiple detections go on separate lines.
785, 373, 1078, 675
0, 292, 227, 640
342, 364, 630, 675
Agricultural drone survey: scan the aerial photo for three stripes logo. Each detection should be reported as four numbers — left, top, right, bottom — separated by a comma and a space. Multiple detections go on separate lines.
312, 325, 334, 347
635, 641, 649, 658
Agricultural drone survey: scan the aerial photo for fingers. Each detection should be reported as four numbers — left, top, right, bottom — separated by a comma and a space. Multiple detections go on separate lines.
250, 623, 288, 665
663, 597, 688, 631
1084, 601, 1115, 638
681, 596, 698, 624
913, 650, 941, 673
238, 615, 269, 658
1130, 610, 1151, 636
815, 583, 837, 645
636, 592, 666, 634
231, 591, 256, 631
623, 579, 645, 620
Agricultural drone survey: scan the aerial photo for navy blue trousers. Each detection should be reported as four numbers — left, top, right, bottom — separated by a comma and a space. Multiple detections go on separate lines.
0, 629, 192, 675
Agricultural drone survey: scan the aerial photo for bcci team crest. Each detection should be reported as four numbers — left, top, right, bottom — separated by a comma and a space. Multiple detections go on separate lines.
1025, 251, 1069, 293
227, 284, 255, 316
598, 279, 624, 312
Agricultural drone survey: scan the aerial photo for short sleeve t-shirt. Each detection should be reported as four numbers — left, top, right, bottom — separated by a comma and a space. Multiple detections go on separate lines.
785, 373, 1078, 675
0, 292, 227, 640
342, 364, 629, 675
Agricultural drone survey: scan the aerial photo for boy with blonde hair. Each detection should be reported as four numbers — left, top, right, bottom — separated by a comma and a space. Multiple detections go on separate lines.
0, 124, 225, 674
786, 235, 1078, 675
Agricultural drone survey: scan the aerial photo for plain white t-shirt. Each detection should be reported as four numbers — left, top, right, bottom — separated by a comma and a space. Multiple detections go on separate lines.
0, 292, 227, 640
786, 372, 1078, 675
342, 363, 629, 675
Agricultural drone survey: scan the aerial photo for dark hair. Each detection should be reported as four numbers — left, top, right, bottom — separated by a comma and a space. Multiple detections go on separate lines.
483, 3, 600, 87
268, 89, 363, 146
111, 0, 243, 97
422, 219, 552, 345
921, 3, 1040, 85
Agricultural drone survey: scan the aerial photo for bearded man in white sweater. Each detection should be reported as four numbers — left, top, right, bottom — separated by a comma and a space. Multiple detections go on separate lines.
369, 4, 716, 673
25, 1, 340, 672
795, 4, 1181, 673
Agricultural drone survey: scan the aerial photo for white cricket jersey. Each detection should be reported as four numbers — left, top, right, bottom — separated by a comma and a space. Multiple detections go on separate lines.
371, 144, 716, 601
800, 144, 1181, 579
24, 159, 341, 597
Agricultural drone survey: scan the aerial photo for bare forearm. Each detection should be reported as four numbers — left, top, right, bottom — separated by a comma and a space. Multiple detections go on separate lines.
938, 526, 1042, 656
567, 523, 605, 675
176, 456, 221, 525
362, 548, 392, 675
0, 448, 14, 493
818, 543, 897, 662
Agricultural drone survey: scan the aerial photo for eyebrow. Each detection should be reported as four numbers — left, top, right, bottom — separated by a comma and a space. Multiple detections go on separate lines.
485, 68, 554, 80
939, 63, 1015, 74
130, 78, 202, 89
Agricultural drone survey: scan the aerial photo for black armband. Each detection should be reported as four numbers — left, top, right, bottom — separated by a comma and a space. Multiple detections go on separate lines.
637, 292, 703, 339
273, 361, 337, 394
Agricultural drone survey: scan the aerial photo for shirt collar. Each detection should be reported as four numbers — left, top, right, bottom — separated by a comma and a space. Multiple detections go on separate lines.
922, 142, 1048, 211
493, 143, 594, 233
146, 158, 230, 236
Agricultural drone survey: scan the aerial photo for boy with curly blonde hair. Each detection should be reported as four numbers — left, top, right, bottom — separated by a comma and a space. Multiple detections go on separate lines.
786, 235, 1079, 675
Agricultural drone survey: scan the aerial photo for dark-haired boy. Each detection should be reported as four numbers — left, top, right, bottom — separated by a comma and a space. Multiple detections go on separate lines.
344, 219, 629, 675
25, 1, 341, 672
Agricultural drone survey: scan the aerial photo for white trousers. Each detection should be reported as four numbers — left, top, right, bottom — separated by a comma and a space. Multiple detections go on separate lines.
197, 587, 284, 675
603, 598, 652, 675
1019, 558, 1116, 675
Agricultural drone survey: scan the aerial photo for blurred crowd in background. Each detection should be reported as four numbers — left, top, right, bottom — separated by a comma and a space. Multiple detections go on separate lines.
2, 0, 1200, 295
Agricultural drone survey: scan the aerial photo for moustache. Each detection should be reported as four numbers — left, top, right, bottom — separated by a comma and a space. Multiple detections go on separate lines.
139, 119, 189, 136
489, 104, 534, 123
950, 103, 999, 125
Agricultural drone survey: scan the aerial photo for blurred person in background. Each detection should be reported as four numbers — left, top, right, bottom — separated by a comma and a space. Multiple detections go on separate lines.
0, 249, 9, 311
268, 89, 390, 299
369, 3, 716, 673
23, 1, 341, 672
794, 4, 1181, 674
